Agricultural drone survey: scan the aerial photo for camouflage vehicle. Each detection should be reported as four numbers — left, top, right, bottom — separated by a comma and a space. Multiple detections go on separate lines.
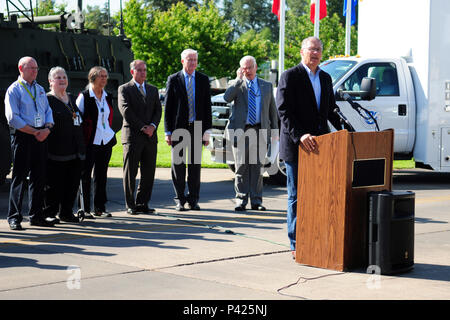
0, 0, 134, 185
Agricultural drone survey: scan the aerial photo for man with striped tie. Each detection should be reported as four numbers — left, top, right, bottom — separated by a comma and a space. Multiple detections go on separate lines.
164, 49, 212, 211
224, 56, 279, 212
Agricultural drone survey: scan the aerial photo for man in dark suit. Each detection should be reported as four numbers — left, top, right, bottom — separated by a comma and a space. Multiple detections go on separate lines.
118, 60, 162, 215
223, 56, 278, 212
276, 37, 344, 259
164, 49, 212, 211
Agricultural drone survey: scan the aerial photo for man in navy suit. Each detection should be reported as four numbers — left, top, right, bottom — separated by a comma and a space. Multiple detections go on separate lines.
276, 37, 344, 259
164, 49, 212, 211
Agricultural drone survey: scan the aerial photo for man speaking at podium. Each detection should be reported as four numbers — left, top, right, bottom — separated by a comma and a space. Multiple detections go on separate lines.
276, 37, 344, 259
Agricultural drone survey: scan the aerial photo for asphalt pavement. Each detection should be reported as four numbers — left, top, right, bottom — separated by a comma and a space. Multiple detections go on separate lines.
0, 167, 449, 307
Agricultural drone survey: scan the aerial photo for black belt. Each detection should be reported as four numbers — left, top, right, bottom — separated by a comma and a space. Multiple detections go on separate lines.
244, 123, 261, 130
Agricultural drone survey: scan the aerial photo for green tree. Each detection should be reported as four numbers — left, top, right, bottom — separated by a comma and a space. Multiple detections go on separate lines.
32, 0, 67, 30
222, 0, 279, 40
84, 4, 117, 35
34, 0, 66, 16
286, 0, 308, 16
123, 0, 234, 87
143, 0, 197, 11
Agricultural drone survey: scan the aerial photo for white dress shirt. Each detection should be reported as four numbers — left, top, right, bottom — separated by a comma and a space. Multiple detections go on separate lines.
76, 85, 115, 145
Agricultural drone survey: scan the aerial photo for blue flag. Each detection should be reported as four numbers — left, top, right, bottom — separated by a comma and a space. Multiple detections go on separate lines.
343, 0, 357, 25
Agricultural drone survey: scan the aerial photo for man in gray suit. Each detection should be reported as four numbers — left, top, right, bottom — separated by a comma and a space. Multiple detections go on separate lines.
223, 56, 278, 211
118, 60, 162, 215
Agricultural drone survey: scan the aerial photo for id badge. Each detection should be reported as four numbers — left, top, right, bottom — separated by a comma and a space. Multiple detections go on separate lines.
34, 114, 43, 127
73, 114, 80, 126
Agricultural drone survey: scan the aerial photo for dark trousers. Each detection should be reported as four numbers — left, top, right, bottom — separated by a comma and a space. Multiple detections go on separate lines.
7, 131, 47, 224
44, 158, 82, 218
80, 141, 113, 213
122, 136, 157, 209
171, 124, 202, 206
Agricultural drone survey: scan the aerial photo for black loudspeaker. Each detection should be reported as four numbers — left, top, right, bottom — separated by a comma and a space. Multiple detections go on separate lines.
368, 191, 415, 275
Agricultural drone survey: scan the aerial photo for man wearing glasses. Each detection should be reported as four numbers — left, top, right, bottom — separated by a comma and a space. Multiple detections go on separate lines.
4, 56, 55, 230
223, 55, 278, 212
276, 37, 341, 259
276, 37, 344, 259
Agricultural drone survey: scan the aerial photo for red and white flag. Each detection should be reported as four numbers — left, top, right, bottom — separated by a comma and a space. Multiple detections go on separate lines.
272, 0, 280, 20
310, 0, 327, 24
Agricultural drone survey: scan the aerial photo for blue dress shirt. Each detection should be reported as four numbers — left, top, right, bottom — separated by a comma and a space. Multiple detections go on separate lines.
302, 62, 322, 109
5, 76, 53, 129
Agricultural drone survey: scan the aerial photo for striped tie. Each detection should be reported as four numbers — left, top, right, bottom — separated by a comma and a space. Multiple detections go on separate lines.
248, 80, 257, 125
187, 75, 194, 121
139, 84, 146, 97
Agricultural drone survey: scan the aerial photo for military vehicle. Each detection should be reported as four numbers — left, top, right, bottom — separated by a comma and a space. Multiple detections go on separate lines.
0, 0, 134, 185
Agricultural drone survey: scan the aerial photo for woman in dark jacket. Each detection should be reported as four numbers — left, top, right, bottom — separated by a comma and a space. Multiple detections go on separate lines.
76, 66, 116, 218
44, 66, 85, 223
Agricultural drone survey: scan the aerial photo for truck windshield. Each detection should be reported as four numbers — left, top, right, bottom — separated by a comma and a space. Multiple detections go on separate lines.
320, 60, 357, 85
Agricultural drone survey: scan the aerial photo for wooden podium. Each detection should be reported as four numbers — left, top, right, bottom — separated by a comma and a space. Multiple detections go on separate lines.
295, 129, 394, 271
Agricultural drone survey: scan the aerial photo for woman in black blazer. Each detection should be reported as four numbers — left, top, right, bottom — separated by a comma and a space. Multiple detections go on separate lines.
44, 66, 85, 223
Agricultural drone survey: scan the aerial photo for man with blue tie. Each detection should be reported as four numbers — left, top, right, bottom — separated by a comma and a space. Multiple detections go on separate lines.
224, 56, 278, 212
164, 49, 212, 211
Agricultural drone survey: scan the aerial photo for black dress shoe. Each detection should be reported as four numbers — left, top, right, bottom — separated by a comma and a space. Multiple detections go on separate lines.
59, 214, 80, 223
30, 218, 56, 227
175, 203, 185, 211
81, 211, 96, 219
127, 208, 138, 215
234, 205, 246, 212
135, 206, 155, 214
9, 221, 23, 230
251, 204, 266, 211
94, 211, 112, 217
46, 216, 60, 224
188, 203, 200, 210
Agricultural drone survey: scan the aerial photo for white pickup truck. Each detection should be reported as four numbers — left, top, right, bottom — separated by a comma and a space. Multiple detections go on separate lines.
324, 0, 450, 172
209, 0, 450, 177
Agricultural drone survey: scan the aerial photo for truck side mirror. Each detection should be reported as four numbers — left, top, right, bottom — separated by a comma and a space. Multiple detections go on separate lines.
359, 77, 377, 100
337, 77, 377, 101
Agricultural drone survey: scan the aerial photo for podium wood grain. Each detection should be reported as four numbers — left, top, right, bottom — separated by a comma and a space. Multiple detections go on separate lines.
296, 129, 394, 271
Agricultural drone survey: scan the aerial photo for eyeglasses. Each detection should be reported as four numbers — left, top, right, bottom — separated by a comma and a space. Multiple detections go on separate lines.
305, 47, 322, 53
26, 67, 39, 71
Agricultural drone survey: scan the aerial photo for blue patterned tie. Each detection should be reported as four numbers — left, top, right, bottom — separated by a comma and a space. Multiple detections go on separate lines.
248, 80, 257, 125
187, 75, 194, 121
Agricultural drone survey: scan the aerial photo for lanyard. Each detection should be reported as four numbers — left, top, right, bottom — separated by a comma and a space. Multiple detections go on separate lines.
19, 80, 38, 112
94, 97, 106, 129
61, 97, 77, 119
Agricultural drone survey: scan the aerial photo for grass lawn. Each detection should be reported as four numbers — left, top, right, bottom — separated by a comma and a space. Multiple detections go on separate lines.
110, 114, 227, 168
110, 111, 415, 170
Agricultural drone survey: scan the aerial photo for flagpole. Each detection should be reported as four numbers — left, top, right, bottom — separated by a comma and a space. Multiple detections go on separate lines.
345, 0, 352, 55
278, 0, 285, 79
314, 0, 320, 38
